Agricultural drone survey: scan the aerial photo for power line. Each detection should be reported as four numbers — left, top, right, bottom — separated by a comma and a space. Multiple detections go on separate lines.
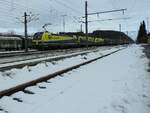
56, 0, 84, 14
88, 17, 131, 23
109, 0, 117, 9
0, 0, 29, 10
0, 0, 78, 24
61, 15, 67, 32
129, 0, 137, 12
87, 9, 127, 16
23, 12, 37, 52
0, 1, 60, 23
0, 0, 54, 14
51, 0, 82, 15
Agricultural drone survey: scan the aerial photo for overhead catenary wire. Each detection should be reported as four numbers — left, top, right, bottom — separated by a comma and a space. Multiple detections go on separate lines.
0, 0, 44, 12
88, 17, 131, 23
0, 0, 61, 17
0, 0, 147, 34
0, 1, 61, 22
0, 0, 84, 33
51, 0, 83, 15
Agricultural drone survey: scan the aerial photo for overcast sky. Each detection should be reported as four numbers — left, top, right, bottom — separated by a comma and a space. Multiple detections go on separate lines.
0, 0, 150, 38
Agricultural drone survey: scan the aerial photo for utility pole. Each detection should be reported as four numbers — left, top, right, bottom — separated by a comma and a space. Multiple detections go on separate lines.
119, 24, 122, 44
126, 31, 129, 35
119, 24, 122, 32
16, 12, 39, 52
146, 17, 149, 33
80, 24, 83, 32
62, 15, 67, 32
85, 0, 88, 47
24, 12, 28, 53
83, 2, 127, 47
16, 12, 39, 53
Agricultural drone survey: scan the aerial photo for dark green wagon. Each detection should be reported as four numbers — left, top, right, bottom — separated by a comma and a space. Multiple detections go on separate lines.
0, 36, 22, 50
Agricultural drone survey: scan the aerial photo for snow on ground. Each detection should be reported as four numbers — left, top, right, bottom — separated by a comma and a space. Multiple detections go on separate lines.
0, 44, 149, 113
0, 50, 36, 54
0, 46, 113, 66
0, 47, 113, 65
0, 49, 91, 67
0, 46, 121, 91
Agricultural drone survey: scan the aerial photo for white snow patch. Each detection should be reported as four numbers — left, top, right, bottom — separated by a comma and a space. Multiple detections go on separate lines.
0, 45, 149, 113
0, 46, 122, 91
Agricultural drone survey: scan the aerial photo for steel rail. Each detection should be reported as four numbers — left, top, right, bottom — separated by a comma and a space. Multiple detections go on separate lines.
0, 48, 125, 98
0, 51, 92, 72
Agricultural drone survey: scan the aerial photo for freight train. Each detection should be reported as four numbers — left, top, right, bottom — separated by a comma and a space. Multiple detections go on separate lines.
0, 31, 133, 51
32, 31, 104, 49
0, 35, 32, 50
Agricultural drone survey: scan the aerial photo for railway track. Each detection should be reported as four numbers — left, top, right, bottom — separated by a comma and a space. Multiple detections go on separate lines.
0, 50, 39, 58
0, 47, 125, 98
0, 50, 93, 72
0, 46, 113, 72
0, 47, 98, 58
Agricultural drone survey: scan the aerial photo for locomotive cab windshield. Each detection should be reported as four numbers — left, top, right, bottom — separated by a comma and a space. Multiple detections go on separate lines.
33, 32, 43, 40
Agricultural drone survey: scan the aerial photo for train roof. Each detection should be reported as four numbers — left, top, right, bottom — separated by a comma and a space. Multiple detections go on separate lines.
0, 35, 22, 40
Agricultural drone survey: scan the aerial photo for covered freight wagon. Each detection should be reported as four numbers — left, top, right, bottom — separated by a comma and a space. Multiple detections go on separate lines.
0, 35, 22, 50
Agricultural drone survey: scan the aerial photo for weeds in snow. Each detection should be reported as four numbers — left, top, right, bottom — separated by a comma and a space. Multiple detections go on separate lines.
2, 71, 15, 78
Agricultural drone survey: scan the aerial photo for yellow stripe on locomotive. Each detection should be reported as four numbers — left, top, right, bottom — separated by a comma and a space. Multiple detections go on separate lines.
32, 32, 104, 48
41, 32, 74, 41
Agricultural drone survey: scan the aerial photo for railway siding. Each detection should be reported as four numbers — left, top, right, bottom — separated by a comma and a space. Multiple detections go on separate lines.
0, 48, 123, 98
0, 46, 125, 97
0, 46, 115, 71
0, 50, 93, 71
